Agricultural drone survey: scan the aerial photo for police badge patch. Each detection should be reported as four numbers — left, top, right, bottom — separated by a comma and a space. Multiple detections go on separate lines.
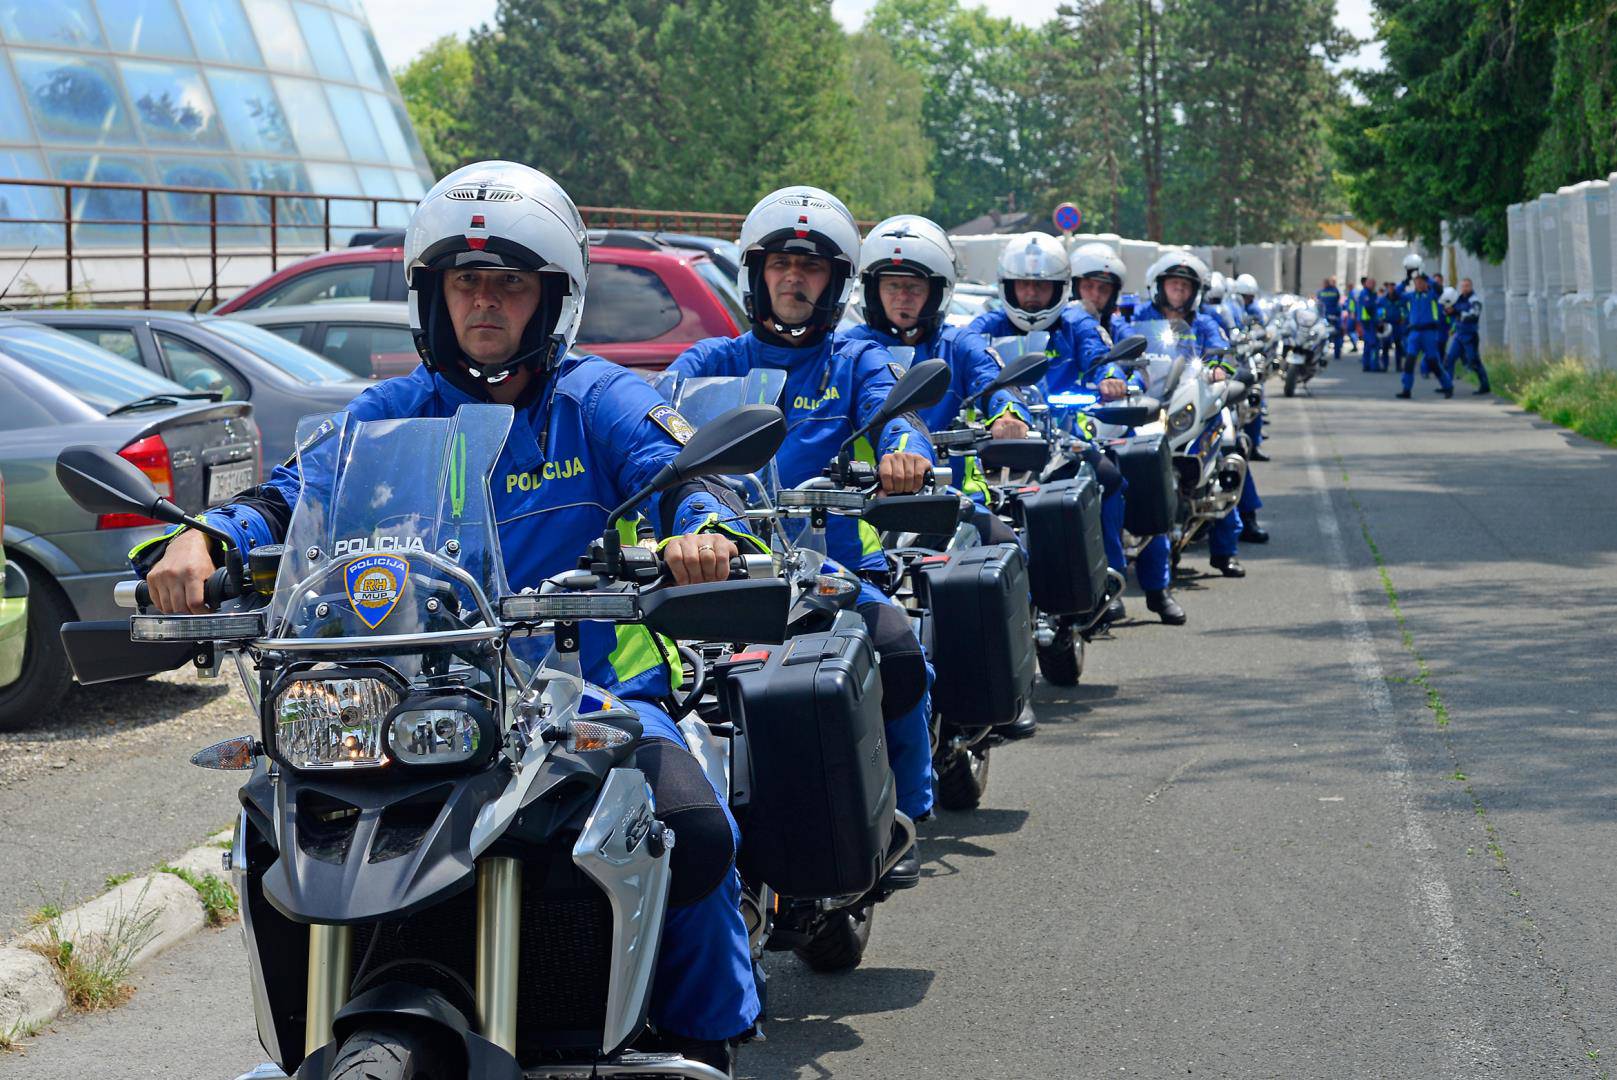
343, 554, 409, 629
887, 362, 906, 381
647, 404, 696, 445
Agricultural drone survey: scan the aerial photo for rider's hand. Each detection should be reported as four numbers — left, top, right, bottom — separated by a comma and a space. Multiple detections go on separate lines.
1099, 378, 1129, 401
146, 529, 218, 614
878, 451, 930, 495
1209, 367, 1229, 383
988, 415, 1029, 440
663, 533, 739, 586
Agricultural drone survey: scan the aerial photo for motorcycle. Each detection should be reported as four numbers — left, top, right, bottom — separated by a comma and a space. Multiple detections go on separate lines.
53, 400, 901, 1080
1279, 306, 1329, 397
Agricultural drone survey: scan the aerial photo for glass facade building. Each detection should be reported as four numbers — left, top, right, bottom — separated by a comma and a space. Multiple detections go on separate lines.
0, 0, 433, 248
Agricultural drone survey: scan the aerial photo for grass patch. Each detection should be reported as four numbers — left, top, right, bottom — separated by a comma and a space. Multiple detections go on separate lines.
1468, 352, 1617, 447
26, 903, 62, 927
103, 872, 135, 890
26, 893, 161, 1012
158, 865, 237, 927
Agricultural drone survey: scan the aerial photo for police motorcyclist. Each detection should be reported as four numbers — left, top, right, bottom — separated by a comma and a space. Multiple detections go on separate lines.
838, 213, 1031, 538
137, 162, 760, 1071
1396, 270, 1453, 399
669, 187, 937, 874
837, 214, 1040, 741
1228, 274, 1271, 464
1442, 278, 1490, 394
1132, 251, 1258, 577
1354, 276, 1382, 371
1055, 242, 1184, 625
965, 231, 1072, 346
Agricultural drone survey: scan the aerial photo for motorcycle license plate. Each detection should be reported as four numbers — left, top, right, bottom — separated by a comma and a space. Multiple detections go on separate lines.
206, 461, 255, 504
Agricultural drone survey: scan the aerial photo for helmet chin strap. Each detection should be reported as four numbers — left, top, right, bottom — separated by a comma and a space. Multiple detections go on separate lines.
763, 291, 821, 339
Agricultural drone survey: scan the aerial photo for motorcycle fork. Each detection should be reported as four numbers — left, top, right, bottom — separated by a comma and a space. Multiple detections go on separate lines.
476, 856, 523, 1055
304, 923, 353, 1054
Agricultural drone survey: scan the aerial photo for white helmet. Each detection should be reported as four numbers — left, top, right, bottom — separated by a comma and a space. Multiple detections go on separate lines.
1439, 286, 1459, 306
997, 232, 1070, 332
1403, 252, 1424, 273
405, 160, 587, 387
737, 185, 860, 338
1204, 271, 1227, 303
1146, 249, 1210, 314
859, 214, 956, 339
1233, 273, 1259, 300
1069, 241, 1126, 316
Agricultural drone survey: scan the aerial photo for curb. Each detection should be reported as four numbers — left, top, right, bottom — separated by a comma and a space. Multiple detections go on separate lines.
0, 829, 233, 1043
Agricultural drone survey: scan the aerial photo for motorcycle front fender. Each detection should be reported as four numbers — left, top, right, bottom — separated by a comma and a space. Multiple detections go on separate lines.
294, 983, 522, 1080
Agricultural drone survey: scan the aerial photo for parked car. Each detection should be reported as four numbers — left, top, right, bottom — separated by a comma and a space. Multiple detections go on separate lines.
215, 238, 744, 371
591, 229, 744, 283
0, 473, 27, 691
224, 302, 418, 381
0, 323, 260, 726
8, 311, 369, 465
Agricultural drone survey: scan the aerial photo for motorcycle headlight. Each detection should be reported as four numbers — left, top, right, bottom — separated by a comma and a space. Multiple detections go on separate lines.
272, 670, 402, 771
385, 694, 497, 770
1167, 402, 1197, 435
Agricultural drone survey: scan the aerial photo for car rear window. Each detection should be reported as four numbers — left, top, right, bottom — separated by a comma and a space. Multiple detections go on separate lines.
322, 323, 419, 379
577, 264, 682, 344
203, 320, 355, 384
693, 259, 746, 330
0, 325, 189, 414
0, 366, 90, 429
255, 263, 376, 308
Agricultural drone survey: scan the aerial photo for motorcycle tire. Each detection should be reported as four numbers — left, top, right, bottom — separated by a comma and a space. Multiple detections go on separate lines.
1036, 624, 1083, 687
329, 1026, 455, 1080
935, 742, 991, 811
1283, 367, 1298, 398
795, 902, 875, 973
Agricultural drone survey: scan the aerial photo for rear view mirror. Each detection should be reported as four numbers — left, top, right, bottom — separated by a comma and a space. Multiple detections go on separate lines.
1088, 404, 1155, 428
669, 404, 786, 482
987, 350, 1049, 394
877, 358, 950, 424
1107, 336, 1148, 365
1160, 357, 1188, 399
56, 445, 181, 524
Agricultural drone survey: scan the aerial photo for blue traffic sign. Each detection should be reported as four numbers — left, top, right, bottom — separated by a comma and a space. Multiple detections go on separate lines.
1053, 202, 1082, 232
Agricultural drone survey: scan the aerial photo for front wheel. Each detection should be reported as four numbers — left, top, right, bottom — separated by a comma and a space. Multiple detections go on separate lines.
329, 1026, 456, 1080
1036, 624, 1083, 686
794, 902, 875, 973
936, 741, 991, 810
1283, 366, 1299, 397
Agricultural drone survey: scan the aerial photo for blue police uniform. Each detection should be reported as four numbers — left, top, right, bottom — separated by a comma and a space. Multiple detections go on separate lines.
133, 356, 761, 1042
1401, 283, 1452, 394
1353, 287, 1379, 369
1444, 293, 1489, 390
669, 332, 936, 820
1316, 285, 1343, 359
1389, 282, 1411, 366
1130, 304, 1254, 562
836, 322, 1029, 509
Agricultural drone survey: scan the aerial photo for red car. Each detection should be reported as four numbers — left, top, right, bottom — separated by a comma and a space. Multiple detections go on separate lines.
215, 236, 745, 372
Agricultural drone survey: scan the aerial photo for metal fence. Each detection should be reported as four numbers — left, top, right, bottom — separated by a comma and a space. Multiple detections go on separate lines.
0, 175, 755, 309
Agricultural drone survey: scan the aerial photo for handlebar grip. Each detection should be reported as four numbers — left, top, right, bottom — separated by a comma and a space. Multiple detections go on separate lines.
115, 580, 149, 610
731, 554, 776, 579
202, 567, 241, 610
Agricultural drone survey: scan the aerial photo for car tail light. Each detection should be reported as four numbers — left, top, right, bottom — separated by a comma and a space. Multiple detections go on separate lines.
98, 434, 174, 530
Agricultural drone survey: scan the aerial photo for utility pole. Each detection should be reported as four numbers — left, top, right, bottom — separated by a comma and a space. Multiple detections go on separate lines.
1234, 197, 1242, 247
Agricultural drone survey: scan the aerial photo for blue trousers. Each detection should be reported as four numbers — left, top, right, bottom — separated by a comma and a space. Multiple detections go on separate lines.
1244, 410, 1264, 449
1209, 507, 1243, 558
1446, 332, 1486, 386
1401, 327, 1450, 392
1329, 323, 1343, 359
1103, 482, 1172, 593
1360, 324, 1379, 371
635, 701, 760, 1041
1239, 470, 1262, 517
857, 581, 935, 821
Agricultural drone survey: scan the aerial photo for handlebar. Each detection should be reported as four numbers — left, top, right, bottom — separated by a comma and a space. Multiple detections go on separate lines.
116, 565, 240, 612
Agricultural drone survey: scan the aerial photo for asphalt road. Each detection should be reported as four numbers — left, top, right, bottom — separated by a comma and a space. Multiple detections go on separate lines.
4, 359, 1613, 1079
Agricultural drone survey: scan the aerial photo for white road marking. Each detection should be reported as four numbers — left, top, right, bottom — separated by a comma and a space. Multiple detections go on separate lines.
1297, 402, 1500, 1073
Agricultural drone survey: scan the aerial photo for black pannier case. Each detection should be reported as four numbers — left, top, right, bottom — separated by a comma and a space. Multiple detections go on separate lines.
917, 544, 1035, 728
1116, 433, 1177, 536
1020, 473, 1109, 616
719, 624, 895, 899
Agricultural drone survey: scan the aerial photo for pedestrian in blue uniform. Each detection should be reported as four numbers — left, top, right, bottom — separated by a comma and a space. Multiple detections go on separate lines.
1317, 276, 1344, 361
1442, 278, 1490, 395
1396, 272, 1453, 399
669, 186, 937, 875
837, 213, 1039, 741
134, 162, 760, 1070
1355, 276, 1381, 370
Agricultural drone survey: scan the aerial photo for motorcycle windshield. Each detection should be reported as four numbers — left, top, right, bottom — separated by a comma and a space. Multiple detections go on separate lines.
668, 368, 787, 430
268, 405, 514, 644
1126, 319, 1199, 396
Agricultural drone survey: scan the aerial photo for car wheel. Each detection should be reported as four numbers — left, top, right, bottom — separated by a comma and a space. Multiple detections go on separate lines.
0, 569, 74, 731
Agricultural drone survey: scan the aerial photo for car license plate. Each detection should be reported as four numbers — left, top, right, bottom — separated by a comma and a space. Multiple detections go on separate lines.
207, 462, 255, 504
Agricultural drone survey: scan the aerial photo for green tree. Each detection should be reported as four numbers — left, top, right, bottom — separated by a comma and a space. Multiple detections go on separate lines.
1163, 0, 1352, 244
842, 30, 934, 218
395, 35, 475, 178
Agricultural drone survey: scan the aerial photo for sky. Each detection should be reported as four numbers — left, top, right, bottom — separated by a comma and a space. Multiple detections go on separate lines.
364, 0, 1383, 76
